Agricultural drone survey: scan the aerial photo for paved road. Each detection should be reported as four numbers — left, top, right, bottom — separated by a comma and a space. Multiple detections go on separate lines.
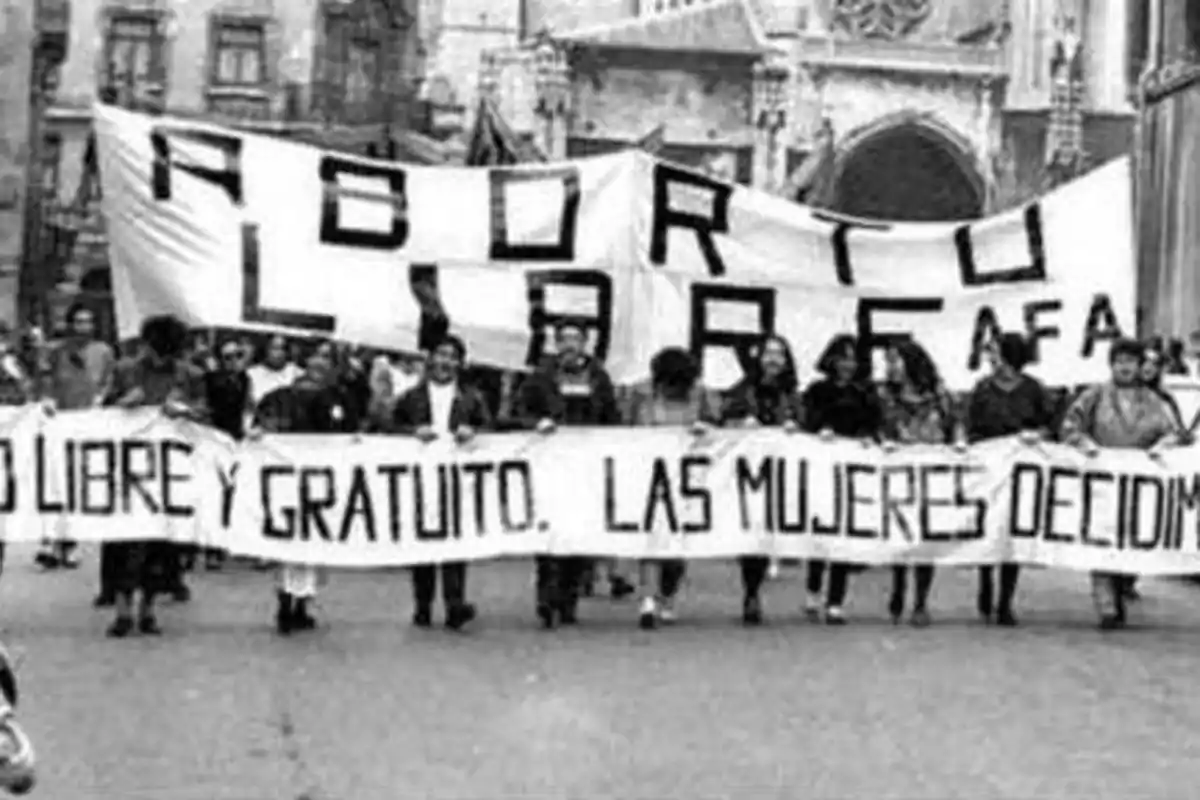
4, 544, 1200, 800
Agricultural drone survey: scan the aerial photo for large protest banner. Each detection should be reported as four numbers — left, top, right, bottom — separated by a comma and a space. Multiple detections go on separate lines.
95, 104, 1135, 390
7, 408, 1200, 575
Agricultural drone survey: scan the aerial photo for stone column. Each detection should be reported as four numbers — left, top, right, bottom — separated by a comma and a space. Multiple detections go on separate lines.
751, 48, 791, 191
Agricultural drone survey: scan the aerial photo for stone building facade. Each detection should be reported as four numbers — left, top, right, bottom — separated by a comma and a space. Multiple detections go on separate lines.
463, 0, 1142, 221
23, 0, 433, 332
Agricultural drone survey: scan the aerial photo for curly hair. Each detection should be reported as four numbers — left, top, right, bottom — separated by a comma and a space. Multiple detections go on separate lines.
888, 338, 941, 396
139, 315, 189, 359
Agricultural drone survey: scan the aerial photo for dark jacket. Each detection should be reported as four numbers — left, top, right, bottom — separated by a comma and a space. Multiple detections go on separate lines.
720, 378, 804, 428
392, 379, 494, 434
802, 378, 881, 439
205, 369, 251, 440
516, 356, 619, 428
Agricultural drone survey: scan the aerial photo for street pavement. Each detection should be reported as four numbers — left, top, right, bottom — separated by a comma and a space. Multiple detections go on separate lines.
3, 544, 1200, 800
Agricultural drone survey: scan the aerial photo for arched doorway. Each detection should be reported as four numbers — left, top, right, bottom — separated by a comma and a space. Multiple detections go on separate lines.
827, 122, 985, 221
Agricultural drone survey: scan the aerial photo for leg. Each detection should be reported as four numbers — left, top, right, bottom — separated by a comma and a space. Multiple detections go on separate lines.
657, 560, 685, 624
912, 565, 934, 626
997, 563, 1020, 625
739, 556, 768, 625
57, 539, 78, 568
535, 556, 558, 628
888, 565, 907, 622
557, 557, 587, 624
442, 563, 475, 631
95, 542, 117, 606
637, 560, 658, 628
1092, 571, 1121, 628
977, 566, 995, 621
273, 566, 294, 635
136, 541, 168, 634
410, 565, 436, 626
106, 542, 137, 638
805, 560, 826, 616
825, 562, 851, 623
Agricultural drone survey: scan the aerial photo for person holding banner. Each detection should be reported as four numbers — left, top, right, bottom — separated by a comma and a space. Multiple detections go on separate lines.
627, 347, 717, 629
102, 315, 208, 637
519, 321, 630, 629
33, 303, 114, 571
254, 338, 357, 634
1060, 338, 1182, 631
718, 334, 804, 626
966, 332, 1057, 627
878, 339, 966, 627
801, 334, 882, 624
246, 335, 302, 409
392, 334, 490, 631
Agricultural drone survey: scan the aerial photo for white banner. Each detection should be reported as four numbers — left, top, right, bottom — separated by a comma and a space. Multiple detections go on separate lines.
7, 408, 1200, 575
95, 105, 1136, 391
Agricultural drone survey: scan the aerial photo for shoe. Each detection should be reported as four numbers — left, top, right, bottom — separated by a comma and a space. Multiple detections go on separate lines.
609, 576, 635, 600
412, 607, 432, 629
658, 597, 677, 625
803, 592, 822, 621
558, 604, 578, 626
33, 552, 59, 570
887, 597, 903, 625
138, 615, 162, 635
825, 606, 847, 626
60, 555, 80, 570
638, 597, 657, 630
445, 603, 477, 631
536, 603, 556, 630
293, 601, 317, 631
996, 608, 1019, 627
1099, 614, 1122, 631
106, 617, 134, 638
742, 594, 763, 626
910, 608, 931, 628
93, 593, 115, 609
171, 585, 191, 603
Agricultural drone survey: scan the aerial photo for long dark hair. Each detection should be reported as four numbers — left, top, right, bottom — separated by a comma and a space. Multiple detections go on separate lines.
815, 333, 860, 380
888, 339, 941, 396
744, 334, 798, 394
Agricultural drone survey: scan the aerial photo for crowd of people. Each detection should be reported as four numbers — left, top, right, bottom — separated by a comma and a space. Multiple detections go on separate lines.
0, 303, 1191, 641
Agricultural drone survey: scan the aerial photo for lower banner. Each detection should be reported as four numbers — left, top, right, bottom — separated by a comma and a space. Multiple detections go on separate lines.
5, 407, 1200, 574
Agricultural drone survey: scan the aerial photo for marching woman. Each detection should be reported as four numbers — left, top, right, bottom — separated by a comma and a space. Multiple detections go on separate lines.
627, 347, 717, 629
801, 334, 882, 624
392, 334, 491, 631
103, 315, 208, 637
719, 334, 804, 625
1060, 337, 1181, 630
965, 332, 1056, 627
877, 338, 966, 627
254, 338, 357, 634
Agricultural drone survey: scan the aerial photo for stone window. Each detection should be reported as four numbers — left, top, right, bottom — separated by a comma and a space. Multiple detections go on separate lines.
210, 19, 267, 88
317, 2, 387, 124
101, 12, 166, 100
831, 0, 931, 40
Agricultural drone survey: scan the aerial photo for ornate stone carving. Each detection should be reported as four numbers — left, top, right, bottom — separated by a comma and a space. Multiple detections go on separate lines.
831, 0, 932, 41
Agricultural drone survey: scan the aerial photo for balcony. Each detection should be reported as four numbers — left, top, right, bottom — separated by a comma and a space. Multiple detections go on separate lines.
34, 0, 70, 60
796, 34, 1007, 79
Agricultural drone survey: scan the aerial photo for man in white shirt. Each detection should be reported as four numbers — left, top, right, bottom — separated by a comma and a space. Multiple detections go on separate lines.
391, 335, 493, 631
247, 334, 301, 408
